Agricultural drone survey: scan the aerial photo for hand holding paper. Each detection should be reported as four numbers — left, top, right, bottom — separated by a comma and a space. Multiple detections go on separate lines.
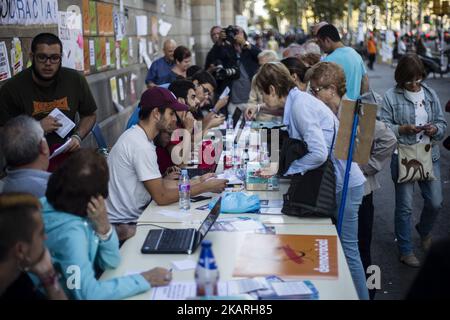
48, 108, 76, 139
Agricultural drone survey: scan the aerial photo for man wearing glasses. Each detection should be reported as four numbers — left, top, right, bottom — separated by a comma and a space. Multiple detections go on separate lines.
0, 33, 97, 171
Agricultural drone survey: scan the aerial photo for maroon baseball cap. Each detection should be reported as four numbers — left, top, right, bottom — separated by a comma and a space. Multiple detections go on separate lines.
140, 87, 188, 113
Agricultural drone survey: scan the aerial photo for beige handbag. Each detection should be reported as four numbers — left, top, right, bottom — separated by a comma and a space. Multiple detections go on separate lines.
397, 143, 436, 183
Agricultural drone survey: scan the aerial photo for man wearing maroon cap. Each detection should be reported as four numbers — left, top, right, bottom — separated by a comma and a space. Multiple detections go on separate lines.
106, 87, 228, 242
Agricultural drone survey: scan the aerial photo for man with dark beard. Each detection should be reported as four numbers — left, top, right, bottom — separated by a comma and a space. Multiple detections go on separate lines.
0, 33, 97, 171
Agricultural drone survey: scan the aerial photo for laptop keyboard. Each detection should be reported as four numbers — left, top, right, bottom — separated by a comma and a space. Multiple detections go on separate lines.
146, 229, 194, 251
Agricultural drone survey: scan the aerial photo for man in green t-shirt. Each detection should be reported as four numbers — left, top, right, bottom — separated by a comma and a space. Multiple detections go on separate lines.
0, 33, 97, 170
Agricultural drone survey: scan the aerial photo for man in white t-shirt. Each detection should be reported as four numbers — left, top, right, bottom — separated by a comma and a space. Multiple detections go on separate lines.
107, 87, 228, 241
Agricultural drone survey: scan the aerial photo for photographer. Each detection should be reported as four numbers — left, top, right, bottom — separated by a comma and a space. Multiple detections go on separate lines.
206, 25, 261, 115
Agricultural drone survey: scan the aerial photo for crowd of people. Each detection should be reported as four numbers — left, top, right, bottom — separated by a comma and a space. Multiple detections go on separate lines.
0, 19, 448, 300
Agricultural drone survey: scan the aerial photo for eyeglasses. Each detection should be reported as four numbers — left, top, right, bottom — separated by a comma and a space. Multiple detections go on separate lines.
310, 85, 327, 96
196, 84, 211, 96
405, 79, 423, 86
34, 53, 61, 64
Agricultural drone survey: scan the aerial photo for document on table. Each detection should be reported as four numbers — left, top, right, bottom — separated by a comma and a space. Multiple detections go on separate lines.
150, 279, 266, 300
259, 207, 283, 215
218, 279, 267, 296
150, 282, 197, 300
210, 217, 266, 232
49, 108, 76, 138
172, 259, 197, 271
216, 172, 243, 185
49, 138, 72, 159
271, 281, 313, 296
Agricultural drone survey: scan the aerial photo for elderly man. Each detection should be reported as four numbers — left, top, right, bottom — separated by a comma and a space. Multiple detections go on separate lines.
145, 39, 177, 87
0, 116, 51, 197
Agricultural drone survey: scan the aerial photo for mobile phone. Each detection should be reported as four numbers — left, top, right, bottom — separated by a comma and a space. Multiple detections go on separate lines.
190, 195, 212, 203
219, 87, 230, 99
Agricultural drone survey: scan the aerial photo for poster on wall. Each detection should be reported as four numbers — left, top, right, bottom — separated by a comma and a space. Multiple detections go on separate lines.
10, 38, 23, 76
120, 39, 128, 67
136, 16, 148, 36
113, 10, 127, 41
58, 11, 84, 71
89, 39, 95, 67
0, 42, 12, 81
105, 41, 111, 67
97, 3, 113, 36
108, 38, 116, 68
83, 38, 90, 74
158, 19, 172, 37
82, 0, 90, 35
0, 0, 58, 25
89, 1, 98, 36
110, 76, 119, 105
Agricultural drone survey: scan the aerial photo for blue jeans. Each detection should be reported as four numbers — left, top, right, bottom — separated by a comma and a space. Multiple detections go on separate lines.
336, 184, 369, 300
390, 154, 443, 256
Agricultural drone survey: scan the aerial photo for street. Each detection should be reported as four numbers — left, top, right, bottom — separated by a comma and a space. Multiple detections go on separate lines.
367, 62, 450, 300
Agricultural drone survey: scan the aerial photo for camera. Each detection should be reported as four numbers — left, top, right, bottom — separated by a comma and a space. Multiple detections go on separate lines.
213, 60, 239, 81
224, 25, 239, 44
214, 65, 238, 81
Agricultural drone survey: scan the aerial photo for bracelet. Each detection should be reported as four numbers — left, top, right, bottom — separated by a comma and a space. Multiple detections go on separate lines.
210, 108, 218, 115
96, 226, 113, 241
71, 134, 82, 143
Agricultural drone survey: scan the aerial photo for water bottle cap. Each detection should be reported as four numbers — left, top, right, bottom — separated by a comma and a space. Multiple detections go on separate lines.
181, 169, 188, 175
201, 240, 212, 247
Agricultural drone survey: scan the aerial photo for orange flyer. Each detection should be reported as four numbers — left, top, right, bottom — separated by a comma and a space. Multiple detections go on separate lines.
233, 234, 338, 279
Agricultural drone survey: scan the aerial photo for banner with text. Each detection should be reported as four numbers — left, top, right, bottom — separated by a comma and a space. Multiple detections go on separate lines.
0, 0, 58, 25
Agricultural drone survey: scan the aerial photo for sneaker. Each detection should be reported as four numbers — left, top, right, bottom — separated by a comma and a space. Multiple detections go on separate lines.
400, 254, 421, 268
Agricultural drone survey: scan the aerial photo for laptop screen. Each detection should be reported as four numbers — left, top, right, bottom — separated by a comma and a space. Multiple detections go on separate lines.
197, 197, 221, 241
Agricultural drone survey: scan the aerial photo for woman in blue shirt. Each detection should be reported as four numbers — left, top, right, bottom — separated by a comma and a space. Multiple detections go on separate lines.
40, 149, 172, 299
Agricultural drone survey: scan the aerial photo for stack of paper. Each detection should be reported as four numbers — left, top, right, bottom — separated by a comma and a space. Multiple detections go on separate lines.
149, 279, 267, 300
251, 276, 319, 300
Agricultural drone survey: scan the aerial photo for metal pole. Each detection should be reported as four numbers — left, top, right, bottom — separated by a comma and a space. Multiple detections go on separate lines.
215, 0, 221, 26
337, 100, 361, 235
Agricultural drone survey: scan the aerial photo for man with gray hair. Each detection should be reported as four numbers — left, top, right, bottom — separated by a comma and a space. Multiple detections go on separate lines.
0, 115, 50, 197
244, 50, 279, 119
145, 39, 177, 87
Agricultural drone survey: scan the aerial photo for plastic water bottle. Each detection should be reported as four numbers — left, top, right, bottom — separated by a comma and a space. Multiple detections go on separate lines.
227, 114, 234, 130
226, 114, 234, 138
260, 142, 270, 168
195, 240, 219, 297
240, 148, 250, 185
178, 170, 190, 210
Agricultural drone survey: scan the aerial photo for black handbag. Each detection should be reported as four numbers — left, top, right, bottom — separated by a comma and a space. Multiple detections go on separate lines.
281, 126, 337, 222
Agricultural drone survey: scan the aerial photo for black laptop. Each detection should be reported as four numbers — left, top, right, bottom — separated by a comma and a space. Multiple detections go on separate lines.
141, 197, 221, 254
186, 142, 223, 179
